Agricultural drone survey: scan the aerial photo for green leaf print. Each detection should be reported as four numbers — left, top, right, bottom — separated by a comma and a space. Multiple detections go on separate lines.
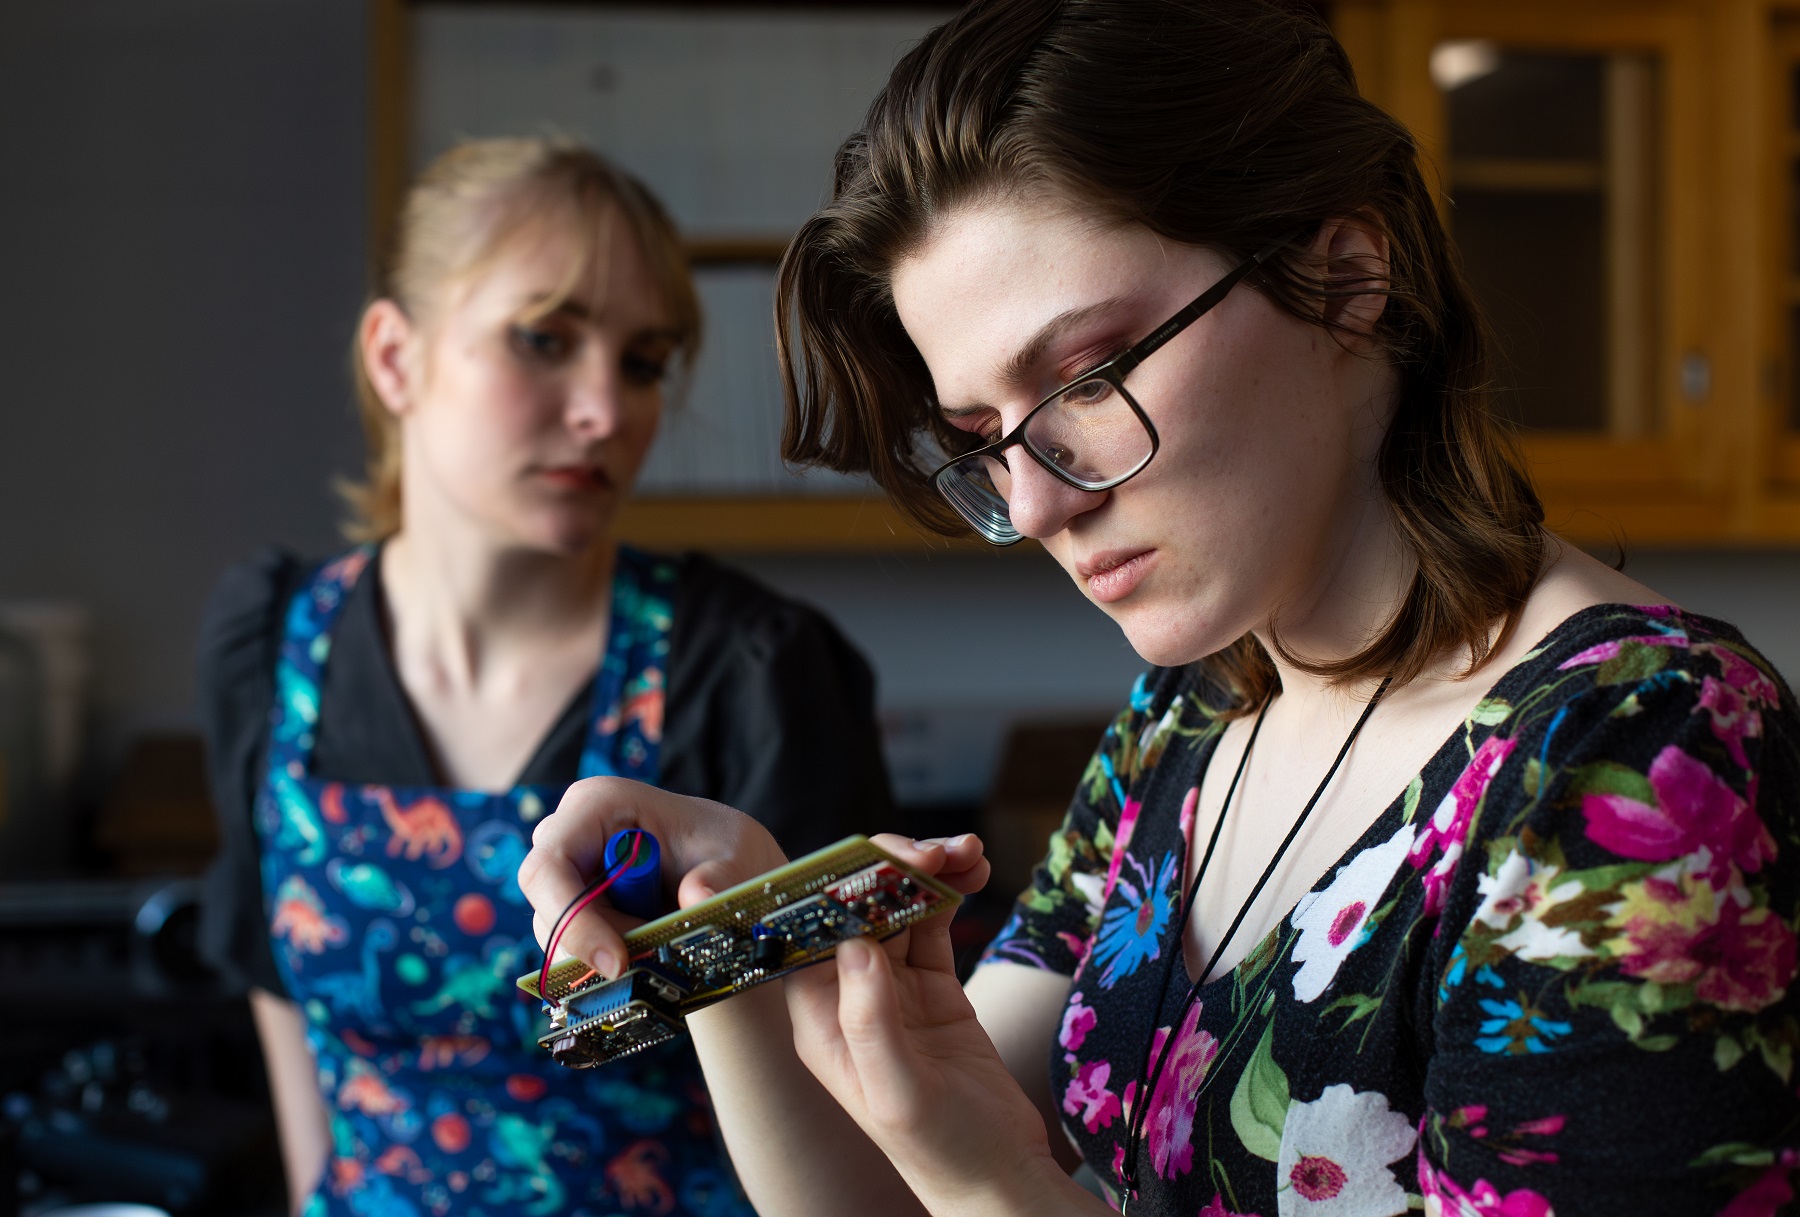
1320, 991, 1383, 1030
1566, 760, 1656, 806
1691, 1142, 1777, 1168
1596, 640, 1667, 685
1401, 774, 1424, 823
1523, 758, 1543, 798
1229, 1021, 1289, 1162
1715, 1034, 1745, 1072
1468, 697, 1513, 726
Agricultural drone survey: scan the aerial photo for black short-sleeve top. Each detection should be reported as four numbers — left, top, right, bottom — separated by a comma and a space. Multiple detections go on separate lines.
196, 545, 894, 996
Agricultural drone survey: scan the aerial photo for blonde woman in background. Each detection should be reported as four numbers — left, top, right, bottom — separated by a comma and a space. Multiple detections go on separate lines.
197, 138, 892, 1217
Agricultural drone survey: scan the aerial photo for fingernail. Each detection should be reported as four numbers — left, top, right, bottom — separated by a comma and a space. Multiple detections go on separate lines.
594, 951, 622, 980
839, 940, 871, 972
948, 833, 972, 847
910, 837, 945, 850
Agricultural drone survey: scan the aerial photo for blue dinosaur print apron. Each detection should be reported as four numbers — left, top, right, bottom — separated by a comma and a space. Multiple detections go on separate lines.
256, 546, 752, 1217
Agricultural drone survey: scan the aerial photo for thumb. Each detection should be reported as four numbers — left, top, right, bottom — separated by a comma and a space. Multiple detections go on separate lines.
832, 937, 925, 1130
677, 858, 741, 908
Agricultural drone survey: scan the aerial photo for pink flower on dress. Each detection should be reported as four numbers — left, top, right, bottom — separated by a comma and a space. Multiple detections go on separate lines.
1557, 631, 1688, 670
1699, 675, 1764, 770
1417, 1150, 1555, 1217
1582, 746, 1776, 876
1612, 893, 1798, 1013
1101, 795, 1147, 904
1061, 1059, 1123, 1134
1719, 1149, 1800, 1217
1144, 1002, 1219, 1180
1198, 1194, 1261, 1217
1410, 736, 1517, 916
1698, 643, 1782, 708
1059, 993, 1097, 1052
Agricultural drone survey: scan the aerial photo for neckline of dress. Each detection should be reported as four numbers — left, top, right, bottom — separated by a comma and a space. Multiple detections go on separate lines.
1168, 598, 1696, 991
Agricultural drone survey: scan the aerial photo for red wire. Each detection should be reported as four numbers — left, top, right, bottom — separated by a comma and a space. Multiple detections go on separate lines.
539, 830, 643, 1004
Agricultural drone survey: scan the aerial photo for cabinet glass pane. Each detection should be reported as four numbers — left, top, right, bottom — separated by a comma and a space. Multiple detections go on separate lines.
1442, 49, 1656, 435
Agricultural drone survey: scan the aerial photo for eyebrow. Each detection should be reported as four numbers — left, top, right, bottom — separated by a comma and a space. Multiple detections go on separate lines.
937, 294, 1136, 418
519, 296, 682, 344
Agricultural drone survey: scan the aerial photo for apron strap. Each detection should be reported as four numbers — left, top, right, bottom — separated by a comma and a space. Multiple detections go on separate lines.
269, 546, 376, 772
576, 545, 678, 784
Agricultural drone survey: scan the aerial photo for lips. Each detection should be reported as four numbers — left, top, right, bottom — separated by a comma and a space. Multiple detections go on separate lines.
537, 465, 611, 492
1079, 548, 1156, 604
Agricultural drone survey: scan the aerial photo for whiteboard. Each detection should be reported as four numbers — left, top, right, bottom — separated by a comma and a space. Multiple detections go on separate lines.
414, 5, 949, 236
413, 6, 947, 496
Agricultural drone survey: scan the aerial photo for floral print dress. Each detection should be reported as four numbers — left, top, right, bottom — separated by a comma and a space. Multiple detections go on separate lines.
983, 604, 1800, 1217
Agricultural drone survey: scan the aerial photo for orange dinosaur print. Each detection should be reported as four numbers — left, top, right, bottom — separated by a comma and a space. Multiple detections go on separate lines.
329, 1155, 366, 1197
337, 1061, 408, 1117
606, 1140, 674, 1215
373, 789, 463, 868
374, 1145, 432, 1185
319, 548, 372, 588
271, 876, 346, 954
598, 672, 664, 743
417, 1035, 491, 1070
320, 782, 348, 824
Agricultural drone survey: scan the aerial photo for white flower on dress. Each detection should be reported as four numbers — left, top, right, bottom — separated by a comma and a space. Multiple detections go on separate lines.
1290, 824, 1417, 1002
1071, 869, 1107, 919
1276, 1084, 1416, 1216
1474, 849, 1595, 962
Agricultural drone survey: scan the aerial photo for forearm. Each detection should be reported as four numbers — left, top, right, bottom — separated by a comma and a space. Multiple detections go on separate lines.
688, 985, 927, 1217
248, 988, 330, 1214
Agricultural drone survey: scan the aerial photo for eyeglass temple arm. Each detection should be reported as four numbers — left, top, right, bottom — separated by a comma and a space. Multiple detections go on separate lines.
1110, 232, 1299, 378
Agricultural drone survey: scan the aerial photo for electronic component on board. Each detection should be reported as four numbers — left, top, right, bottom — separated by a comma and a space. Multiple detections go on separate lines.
603, 828, 664, 920
522, 836, 959, 1069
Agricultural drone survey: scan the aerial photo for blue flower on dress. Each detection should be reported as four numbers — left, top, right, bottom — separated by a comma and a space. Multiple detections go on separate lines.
1474, 994, 1573, 1054
1129, 671, 1157, 713
1091, 851, 1179, 988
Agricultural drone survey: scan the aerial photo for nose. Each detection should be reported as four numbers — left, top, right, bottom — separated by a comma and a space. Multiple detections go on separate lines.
563, 351, 625, 439
1002, 450, 1106, 540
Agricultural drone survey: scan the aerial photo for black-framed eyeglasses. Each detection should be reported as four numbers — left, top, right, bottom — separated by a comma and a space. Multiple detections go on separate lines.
929, 234, 1293, 546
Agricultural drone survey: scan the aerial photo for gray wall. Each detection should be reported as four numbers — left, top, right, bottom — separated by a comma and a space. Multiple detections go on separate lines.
0, 0, 1795, 820
0, 0, 368, 772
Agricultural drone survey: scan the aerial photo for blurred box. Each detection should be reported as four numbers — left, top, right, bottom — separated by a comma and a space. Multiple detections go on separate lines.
981, 720, 1108, 900
92, 738, 217, 878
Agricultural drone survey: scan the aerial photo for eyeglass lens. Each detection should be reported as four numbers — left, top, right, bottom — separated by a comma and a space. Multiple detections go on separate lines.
935, 374, 1154, 542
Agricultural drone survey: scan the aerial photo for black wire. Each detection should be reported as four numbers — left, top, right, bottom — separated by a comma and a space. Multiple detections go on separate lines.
1120, 677, 1391, 1204
538, 829, 643, 1000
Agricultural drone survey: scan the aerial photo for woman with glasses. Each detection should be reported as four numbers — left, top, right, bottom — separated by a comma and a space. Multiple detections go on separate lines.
520, 3, 1800, 1215
195, 138, 892, 1217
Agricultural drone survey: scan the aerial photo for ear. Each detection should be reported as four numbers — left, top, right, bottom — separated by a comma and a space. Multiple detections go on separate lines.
359, 298, 420, 417
1312, 214, 1390, 338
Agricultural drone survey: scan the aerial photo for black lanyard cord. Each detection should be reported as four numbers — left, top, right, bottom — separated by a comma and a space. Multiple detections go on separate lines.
1119, 675, 1392, 1208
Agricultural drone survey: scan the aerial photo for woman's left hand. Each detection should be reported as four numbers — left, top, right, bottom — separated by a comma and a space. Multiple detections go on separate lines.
783, 834, 1106, 1217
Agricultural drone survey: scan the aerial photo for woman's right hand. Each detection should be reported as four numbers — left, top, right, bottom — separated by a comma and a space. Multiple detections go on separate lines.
518, 776, 789, 980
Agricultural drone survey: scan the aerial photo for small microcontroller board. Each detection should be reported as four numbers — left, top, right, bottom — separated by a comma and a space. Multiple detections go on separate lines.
519, 835, 959, 1069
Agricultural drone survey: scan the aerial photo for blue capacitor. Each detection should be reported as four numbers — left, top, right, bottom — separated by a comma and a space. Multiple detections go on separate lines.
603, 829, 663, 920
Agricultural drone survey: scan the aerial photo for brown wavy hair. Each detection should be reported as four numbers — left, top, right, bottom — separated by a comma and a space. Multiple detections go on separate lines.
776, 0, 1544, 707
342, 138, 701, 541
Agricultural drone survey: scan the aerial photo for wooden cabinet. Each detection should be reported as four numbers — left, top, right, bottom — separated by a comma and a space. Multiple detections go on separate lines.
1339, 0, 1800, 545
374, 0, 1800, 550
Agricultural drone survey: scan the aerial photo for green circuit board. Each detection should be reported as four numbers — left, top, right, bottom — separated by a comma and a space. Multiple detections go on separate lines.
519, 835, 960, 1068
